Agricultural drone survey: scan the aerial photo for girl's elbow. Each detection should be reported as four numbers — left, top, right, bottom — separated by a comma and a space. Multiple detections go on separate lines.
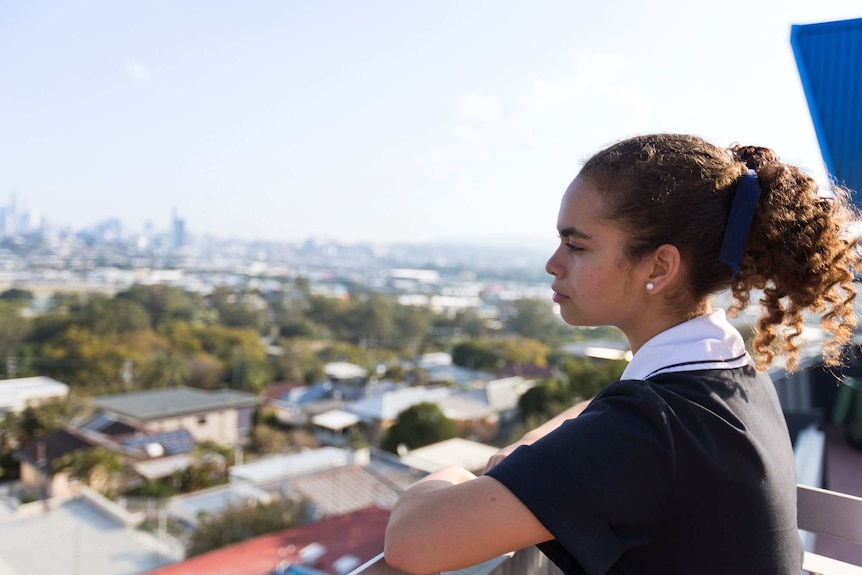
384, 525, 432, 575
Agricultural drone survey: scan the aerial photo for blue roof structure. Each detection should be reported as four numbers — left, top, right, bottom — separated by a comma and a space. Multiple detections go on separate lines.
122, 429, 196, 455
791, 17, 862, 199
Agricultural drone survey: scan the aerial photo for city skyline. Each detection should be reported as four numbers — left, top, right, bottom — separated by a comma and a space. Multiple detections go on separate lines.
3, 1, 861, 244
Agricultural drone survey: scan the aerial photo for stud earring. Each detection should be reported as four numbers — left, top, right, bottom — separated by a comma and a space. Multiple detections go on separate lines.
646, 281, 655, 292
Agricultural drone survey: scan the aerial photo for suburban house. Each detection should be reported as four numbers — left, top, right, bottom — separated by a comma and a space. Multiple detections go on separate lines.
169, 447, 397, 527
310, 409, 361, 447
0, 376, 69, 414
345, 386, 451, 444
17, 414, 202, 498
263, 362, 367, 427
17, 428, 97, 498
92, 386, 259, 447
345, 386, 496, 444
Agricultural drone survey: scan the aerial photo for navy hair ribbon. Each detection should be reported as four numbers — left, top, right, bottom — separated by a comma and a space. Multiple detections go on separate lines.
719, 169, 761, 278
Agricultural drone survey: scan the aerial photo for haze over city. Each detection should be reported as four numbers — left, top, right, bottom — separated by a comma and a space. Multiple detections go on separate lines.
2, 0, 861, 244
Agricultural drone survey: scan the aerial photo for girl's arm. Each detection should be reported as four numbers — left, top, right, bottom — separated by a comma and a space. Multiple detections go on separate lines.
384, 466, 553, 574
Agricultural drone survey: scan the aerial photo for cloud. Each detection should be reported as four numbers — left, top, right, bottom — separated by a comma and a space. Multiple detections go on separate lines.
460, 93, 502, 122
123, 60, 151, 83
521, 52, 650, 137
454, 124, 480, 141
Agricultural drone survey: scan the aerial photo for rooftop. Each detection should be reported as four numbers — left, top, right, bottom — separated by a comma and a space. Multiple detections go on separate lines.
148, 505, 390, 575
0, 496, 177, 575
400, 438, 499, 474
290, 466, 399, 518
93, 386, 259, 421
17, 428, 96, 466
0, 376, 69, 413
230, 447, 352, 484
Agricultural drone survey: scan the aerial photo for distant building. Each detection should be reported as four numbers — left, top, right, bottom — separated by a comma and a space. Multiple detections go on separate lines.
92, 386, 259, 447
311, 409, 361, 447
171, 210, 186, 250
0, 376, 69, 414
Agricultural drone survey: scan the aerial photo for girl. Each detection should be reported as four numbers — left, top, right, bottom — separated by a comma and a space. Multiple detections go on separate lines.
384, 134, 859, 575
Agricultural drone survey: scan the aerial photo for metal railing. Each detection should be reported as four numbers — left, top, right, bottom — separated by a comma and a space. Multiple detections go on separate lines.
348, 546, 559, 575
351, 485, 862, 575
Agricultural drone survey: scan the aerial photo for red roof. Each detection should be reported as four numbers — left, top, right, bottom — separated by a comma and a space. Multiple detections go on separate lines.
263, 381, 304, 402
148, 506, 389, 575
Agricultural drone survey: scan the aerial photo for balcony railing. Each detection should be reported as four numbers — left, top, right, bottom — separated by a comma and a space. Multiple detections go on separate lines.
348, 546, 561, 575
351, 485, 862, 575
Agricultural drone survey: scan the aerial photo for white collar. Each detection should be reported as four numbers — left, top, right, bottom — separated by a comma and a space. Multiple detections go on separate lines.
621, 309, 750, 380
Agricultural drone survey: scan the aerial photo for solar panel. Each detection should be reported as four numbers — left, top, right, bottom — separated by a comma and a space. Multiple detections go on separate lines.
123, 429, 196, 456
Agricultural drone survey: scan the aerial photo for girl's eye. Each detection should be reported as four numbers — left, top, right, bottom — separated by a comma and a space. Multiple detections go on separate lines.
557, 235, 582, 252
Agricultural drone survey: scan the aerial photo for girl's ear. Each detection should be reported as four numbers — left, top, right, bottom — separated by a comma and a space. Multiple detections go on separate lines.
644, 244, 682, 293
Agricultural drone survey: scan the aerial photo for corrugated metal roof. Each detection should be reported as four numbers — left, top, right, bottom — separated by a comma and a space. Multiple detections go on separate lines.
93, 386, 259, 420
791, 17, 862, 197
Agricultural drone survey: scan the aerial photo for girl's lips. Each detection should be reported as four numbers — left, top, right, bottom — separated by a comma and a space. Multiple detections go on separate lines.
552, 290, 569, 303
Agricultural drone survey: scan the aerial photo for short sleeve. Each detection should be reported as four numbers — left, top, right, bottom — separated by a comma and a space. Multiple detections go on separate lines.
486, 380, 676, 575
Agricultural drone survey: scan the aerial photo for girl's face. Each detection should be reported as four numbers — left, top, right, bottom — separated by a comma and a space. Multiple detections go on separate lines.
546, 176, 649, 332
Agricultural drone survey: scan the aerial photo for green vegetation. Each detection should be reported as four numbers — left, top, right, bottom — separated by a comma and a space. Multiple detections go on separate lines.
382, 402, 459, 453
0, 280, 633, 477
187, 495, 307, 557
518, 357, 627, 427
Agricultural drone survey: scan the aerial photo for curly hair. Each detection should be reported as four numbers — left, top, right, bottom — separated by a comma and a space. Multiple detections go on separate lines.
579, 133, 860, 371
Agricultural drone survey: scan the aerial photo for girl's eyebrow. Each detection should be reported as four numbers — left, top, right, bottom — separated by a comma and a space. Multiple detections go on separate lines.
558, 226, 592, 240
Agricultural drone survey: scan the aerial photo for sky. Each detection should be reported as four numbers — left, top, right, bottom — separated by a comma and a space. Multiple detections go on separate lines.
1, 0, 860, 245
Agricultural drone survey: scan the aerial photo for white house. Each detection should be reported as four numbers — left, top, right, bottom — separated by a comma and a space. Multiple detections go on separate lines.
0, 376, 69, 414
92, 387, 259, 447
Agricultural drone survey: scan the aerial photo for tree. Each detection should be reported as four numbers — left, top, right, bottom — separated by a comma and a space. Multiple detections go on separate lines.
185, 354, 224, 389
84, 297, 151, 335
502, 298, 565, 343
499, 338, 550, 369
558, 357, 626, 401
517, 358, 627, 425
0, 301, 31, 376
392, 304, 433, 354
194, 325, 272, 391
305, 295, 352, 340
451, 340, 499, 371
382, 402, 458, 453
208, 286, 269, 331
517, 381, 567, 425
117, 284, 201, 329
136, 351, 189, 389
0, 288, 33, 303
351, 294, 395, 348
188, 495, 307, 557
37, 325, 126, 391
52, 446, 125, 497
275, 338, 324, 384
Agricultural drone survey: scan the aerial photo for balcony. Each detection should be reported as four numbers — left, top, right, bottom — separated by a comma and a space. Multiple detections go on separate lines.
350, 484, 862, 575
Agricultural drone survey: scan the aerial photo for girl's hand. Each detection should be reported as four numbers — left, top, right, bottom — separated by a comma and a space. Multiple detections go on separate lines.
483, 440, 527, 474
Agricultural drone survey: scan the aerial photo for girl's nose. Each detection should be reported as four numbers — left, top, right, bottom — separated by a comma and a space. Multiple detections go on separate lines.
546, 248, 563, 278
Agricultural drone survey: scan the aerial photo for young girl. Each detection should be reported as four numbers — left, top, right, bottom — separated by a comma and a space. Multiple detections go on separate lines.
384, 134, 860, 575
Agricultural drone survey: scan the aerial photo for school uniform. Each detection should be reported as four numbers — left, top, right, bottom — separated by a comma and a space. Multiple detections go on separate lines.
486, 310, 802, 574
